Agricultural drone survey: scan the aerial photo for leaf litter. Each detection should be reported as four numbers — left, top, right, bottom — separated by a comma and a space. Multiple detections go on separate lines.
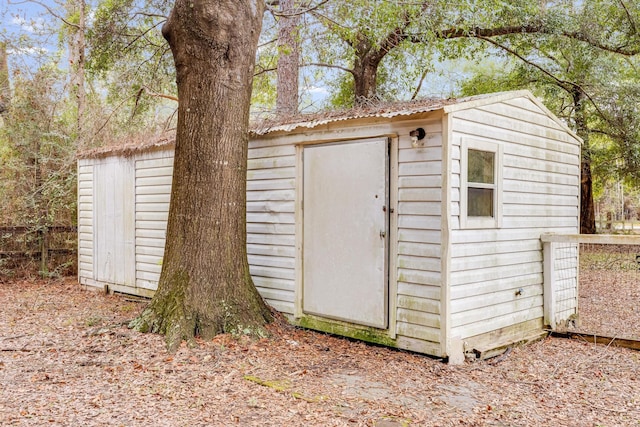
0, 278, 639, 426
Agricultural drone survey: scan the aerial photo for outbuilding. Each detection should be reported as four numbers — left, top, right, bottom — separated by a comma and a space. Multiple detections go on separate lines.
78, 90, 581, 361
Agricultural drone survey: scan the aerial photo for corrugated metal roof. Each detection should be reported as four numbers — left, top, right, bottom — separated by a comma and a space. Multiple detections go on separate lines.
79, 90, 572, 159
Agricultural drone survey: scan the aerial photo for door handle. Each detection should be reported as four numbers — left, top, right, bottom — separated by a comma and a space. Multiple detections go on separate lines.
379, 231, 386, 239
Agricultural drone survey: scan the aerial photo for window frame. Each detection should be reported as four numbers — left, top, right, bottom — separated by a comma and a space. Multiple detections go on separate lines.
460, 139, 503, 229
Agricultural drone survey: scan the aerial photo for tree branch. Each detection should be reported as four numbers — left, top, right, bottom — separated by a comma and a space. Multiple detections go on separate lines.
9, 0, 80, 30
302, 62, 354, 75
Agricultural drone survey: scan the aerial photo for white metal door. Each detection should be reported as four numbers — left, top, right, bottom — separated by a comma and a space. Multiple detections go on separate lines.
303, 138, 389, 328
94, 160, 135, 286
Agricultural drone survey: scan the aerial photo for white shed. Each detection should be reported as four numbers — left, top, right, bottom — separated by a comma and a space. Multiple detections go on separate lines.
78, 90, 581, 361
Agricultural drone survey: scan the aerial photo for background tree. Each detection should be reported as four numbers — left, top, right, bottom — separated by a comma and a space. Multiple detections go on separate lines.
130, 0, 273, 350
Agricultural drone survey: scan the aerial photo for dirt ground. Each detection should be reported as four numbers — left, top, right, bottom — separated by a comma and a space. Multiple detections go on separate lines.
1, 278, 639, 426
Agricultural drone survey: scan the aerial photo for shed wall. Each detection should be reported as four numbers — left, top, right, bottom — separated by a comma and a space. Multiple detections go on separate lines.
448, 97, 581, 345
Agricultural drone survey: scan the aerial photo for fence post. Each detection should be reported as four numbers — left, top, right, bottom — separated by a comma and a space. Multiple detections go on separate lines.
39, 226, 49, 276
543, 239, 556, 329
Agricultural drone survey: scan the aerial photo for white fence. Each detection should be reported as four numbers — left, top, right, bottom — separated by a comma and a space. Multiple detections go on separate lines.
542, 233, 640, 337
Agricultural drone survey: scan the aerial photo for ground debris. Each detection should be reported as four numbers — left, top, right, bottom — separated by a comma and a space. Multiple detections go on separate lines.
0, 278, 639, 426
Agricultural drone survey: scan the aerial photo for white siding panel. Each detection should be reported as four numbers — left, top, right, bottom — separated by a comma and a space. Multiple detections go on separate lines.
449, 98, 579, 343
135, 152, 173, 292
245, 142, 296, 313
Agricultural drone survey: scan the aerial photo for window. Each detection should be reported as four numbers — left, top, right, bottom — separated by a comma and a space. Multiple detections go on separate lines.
461, 140, 502, 229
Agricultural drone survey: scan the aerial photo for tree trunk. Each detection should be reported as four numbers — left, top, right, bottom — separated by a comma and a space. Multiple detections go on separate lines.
353, 55, 380, 105
276, 0, 300, 116
573, 88, 596, 234
0, 42, 9, 116
67, 0, 87, 141
130, 0, 272, 351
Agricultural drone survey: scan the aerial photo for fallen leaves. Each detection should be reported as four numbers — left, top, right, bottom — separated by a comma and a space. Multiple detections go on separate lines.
0, 277, 639, 426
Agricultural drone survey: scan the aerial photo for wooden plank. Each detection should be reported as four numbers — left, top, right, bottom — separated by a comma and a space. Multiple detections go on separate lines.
397, 145, 442, 163
246, 167, 295, 181
136, 175, 173, 187
452, 306, 544, 339
249, 265, 295, 280
252, 276, 295, 291
248, 145, 295, 160
397, 201, 441, 216
541, 233, 640, 245
136, 220, 169, 231
246, 243, 295, 258
450, 251, 542, 272
246, 212, 295, 224
396, 308, 441, 329
135, 237, 166, 248
247, 233, 295, 246
136, 184, 172, 195
135, 211, 169, 222
451, 238, 540, 257
246, 201, 295, 213
136, 193, 171, 204
246, 178, 295, 191
502, 216, 578, 229
247, 156, 295, 170
451, 273, 541, 300
136, 245, 165, 257
505, 204, 578, 218
255, 287, 295, 303
397, 241, 440, 258
397, 254, 440, 271
135, 228, 167, 239
451, 285, 543, 314
136, 262, 161, 274
136, 157, 173, 170
398, 161, 441, 177
396, 322, 441, 343
397, 215, 441, 230
551, 332, 640, 351
397, 268, 441, 285
135, 166, 173, 178
451, 262, 542, 286
395, 335, 443, 357
453, 118, 580, 155
451, 295, 542, 328
396, 281, 441, 300
246, 189, 295, 202
397, 175, 441, 189
397, 295, 440, 314
246, 223, 295, 235
398, 188, 442, 202
398, 229, 441, 244
135, 203, 170, 212
247, 254, 295, 269
453, 108, 577, 145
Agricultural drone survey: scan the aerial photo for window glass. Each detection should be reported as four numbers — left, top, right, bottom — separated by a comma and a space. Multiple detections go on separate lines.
468, 149, 494, 184
468, 188, 494, 217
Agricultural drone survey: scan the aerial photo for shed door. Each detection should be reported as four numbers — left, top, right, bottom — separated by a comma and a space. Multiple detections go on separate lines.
94, 159, 135, 286
303, 138, 389, 328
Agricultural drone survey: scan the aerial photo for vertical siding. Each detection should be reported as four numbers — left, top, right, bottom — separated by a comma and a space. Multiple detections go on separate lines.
246, 141, 296, 315
394, 120, 444, 349
135, 151, 174, 290
449, 98, 581, 341
77, 160, 94, 282
93, 158, 136, 288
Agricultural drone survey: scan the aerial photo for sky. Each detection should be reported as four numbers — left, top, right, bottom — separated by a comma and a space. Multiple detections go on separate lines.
2, 0, 66, 74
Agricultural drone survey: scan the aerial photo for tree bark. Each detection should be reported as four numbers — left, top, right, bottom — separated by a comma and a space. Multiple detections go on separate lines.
130, 0, 272, 350
67, 0, 87, 141
276, 0, 300, 116
573, 88, 596, 234
0, 42, 10, 116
